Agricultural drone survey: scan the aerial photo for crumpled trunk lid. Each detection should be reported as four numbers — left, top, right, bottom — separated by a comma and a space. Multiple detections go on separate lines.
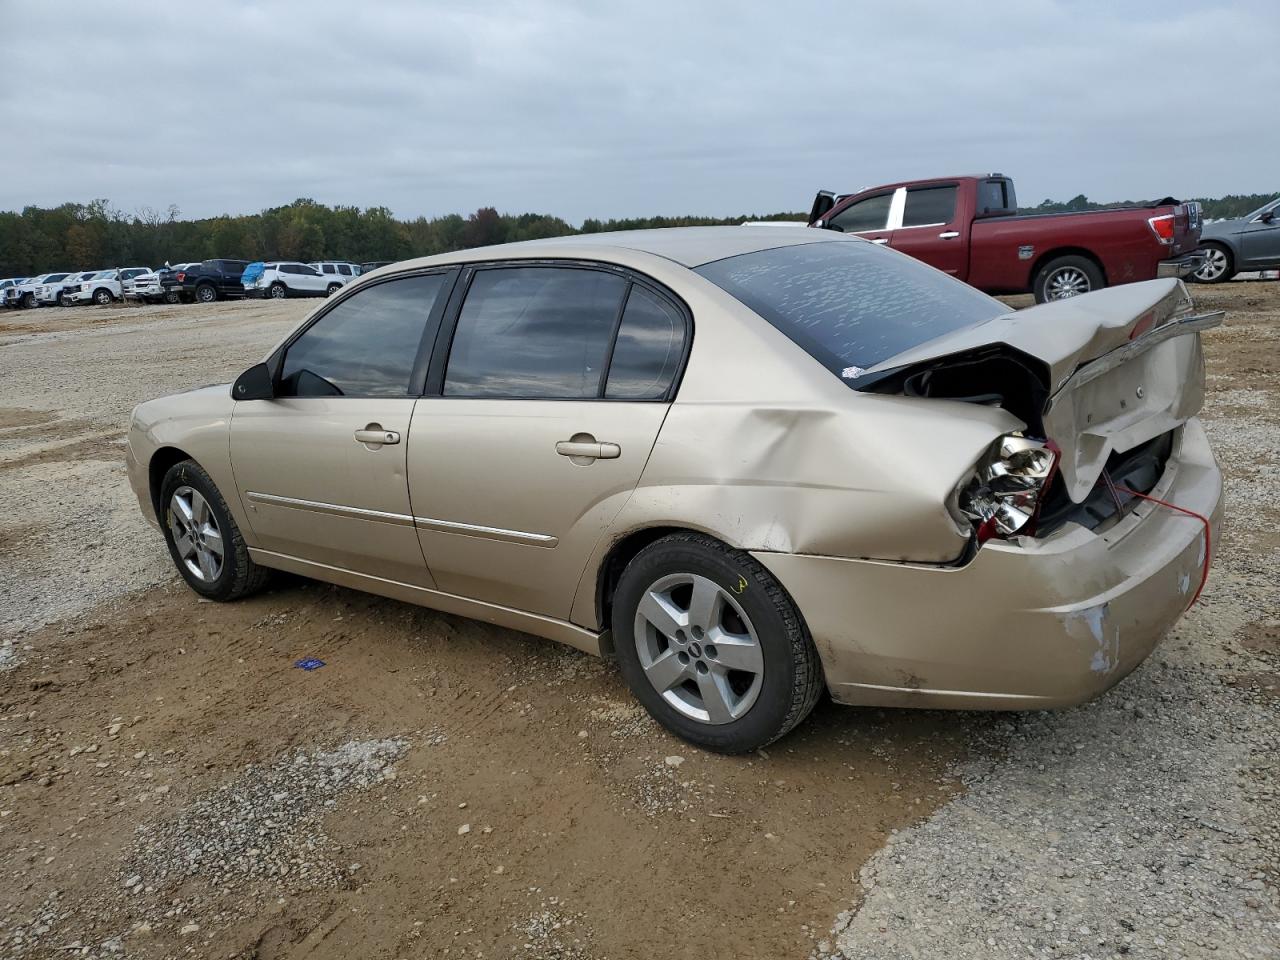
855, 279, 1223, 503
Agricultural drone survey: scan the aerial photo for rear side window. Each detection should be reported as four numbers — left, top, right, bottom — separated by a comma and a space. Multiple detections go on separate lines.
338, 264, 352, 276
445, 267, 627, 399
279, 273, 449, 397
322, 264, 336, 274
605, 286, 685, 399
902, 186, 957, 227
696, 241, 1004, 375
827, 193, 893, 233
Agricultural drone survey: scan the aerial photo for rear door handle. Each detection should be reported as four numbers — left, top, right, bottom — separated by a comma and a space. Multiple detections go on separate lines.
938, 230, 960, 239
556, 440, 621, 460
871, 237, 889, 245
354, 426, 400, 446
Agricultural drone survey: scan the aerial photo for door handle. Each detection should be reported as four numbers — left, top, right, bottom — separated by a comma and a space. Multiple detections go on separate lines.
556, 439, 621, 460
871, 237, 889, 245
354, 425, 400, 446
938, 230, 960, 239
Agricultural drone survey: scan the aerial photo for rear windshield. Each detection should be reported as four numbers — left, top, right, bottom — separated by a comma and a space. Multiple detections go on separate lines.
695, 240, 1005, 376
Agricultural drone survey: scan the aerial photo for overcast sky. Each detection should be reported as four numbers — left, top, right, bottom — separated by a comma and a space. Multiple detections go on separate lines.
3, 0, 1277, 223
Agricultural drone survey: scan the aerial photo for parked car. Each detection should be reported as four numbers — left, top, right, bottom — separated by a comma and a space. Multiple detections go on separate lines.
66, 267, 151, 305
0, 278, 27, 307
125, 227, 1222, 753
1192, 196, 1280, 283
160, 259, 251, 303
5, 272, 73, 308
39, 271, 97, 306
309, 261, 362, 294
243, 262, 332, 299
809, 175, 1205, 303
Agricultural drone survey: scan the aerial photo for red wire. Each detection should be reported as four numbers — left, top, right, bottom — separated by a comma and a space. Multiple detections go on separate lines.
1115, 484, 1213, 607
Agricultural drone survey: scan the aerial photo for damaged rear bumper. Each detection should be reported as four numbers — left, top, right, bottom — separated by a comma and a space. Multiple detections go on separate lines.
752, 418, 1223, 710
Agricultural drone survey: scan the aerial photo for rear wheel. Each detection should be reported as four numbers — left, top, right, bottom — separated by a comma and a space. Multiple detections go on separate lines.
195, 283, 217, 303
1191, 243, 1234, 284
1033, 255, 1104, 303
159, 459, 269, 601
612, 533, 823, 753
269, 282, 287, 299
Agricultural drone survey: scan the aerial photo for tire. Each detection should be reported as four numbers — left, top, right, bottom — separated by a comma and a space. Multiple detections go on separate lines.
57, 292, 70, 307
612, 532, 823, 753
164, 290, 181, 304
21, 292, 37, 309
1191, 242, 1235, 284
195, 284, 217, 304
268, 282, 287, 299
159, 459, 269, 602
92, 288, 113, 306
326, 283, 342, 297
1033, 255, 1105, 303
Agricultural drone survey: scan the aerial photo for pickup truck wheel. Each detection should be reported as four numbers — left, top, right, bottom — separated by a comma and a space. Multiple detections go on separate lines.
21, 292, 37, 309
164, 290, 181, 304
195, 284, 217, 304
1034, 255, 1104, 303
57, 292, 70, 307
326, 283, 342, 297
92, 288, 113, 306
1191, 243, 1234, 284
268, 282, 287, 299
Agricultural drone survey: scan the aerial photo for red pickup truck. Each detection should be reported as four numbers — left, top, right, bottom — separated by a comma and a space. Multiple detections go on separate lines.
809, 175, 1205, 303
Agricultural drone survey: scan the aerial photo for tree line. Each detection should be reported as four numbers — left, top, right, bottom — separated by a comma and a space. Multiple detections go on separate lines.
1, 190, 1273, 277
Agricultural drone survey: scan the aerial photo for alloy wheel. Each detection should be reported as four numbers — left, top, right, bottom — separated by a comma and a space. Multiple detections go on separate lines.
1045, 266, 1091, 299
633, 573, 764, 724
1195, 247, 1229, 282
168, 485, 224, 582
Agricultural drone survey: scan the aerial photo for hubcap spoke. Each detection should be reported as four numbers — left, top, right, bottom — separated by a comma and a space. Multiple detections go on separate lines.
173, 530, 195, 559
644, 649, 688, 692
696, 668, 736, 724
172, 493, 194, 526
190, 491, 209, 526
708, 630, 763, 673
196, 547, 217, 580
686, 575, 722, 633
201, 525, 224, 558
637, 590, 685, 640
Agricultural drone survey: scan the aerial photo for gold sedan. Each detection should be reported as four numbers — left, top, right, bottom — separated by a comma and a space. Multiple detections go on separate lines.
126, 227, 1223, 752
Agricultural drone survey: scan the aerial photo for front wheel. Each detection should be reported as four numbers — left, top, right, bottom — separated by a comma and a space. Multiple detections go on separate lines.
159, 459, 269, 601
1191, 243, 1235, 284
612, 533, 823, 753
21, 293, 37, 309
326, 283, 342, 297
92, 288, 113, 306
164, 290, 181, 304
1033, 255, 1104, 303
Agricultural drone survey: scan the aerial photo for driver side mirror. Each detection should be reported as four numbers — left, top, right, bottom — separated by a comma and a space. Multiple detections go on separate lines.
232, 362, 275, 401
1260, 211, 1276, 224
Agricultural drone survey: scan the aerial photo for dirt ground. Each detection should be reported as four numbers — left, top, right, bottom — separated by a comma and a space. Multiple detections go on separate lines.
0, 284, 1277, 959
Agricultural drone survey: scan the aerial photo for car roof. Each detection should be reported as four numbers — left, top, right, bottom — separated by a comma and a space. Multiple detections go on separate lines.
385, 225, 856, 272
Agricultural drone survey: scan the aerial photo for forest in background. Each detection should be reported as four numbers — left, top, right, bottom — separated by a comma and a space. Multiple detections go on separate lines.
1, 191, 1274, 277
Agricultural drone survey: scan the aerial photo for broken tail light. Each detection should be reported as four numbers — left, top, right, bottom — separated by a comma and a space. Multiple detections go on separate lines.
175, 272, 186, 282
1147, 214, 1176, 245
956, 435, 1060, 544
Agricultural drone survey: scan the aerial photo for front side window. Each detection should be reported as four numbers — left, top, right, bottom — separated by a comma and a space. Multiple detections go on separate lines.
279, 273, 448, 397
605, 286, 685, 399
902, 186, 957, 227
828, 193, 893, 233
444, 267, 627, 399
696, 240, 1004, 375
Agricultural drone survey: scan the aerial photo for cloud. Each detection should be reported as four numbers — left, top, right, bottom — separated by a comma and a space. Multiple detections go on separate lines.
3, 0, 1277, 222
